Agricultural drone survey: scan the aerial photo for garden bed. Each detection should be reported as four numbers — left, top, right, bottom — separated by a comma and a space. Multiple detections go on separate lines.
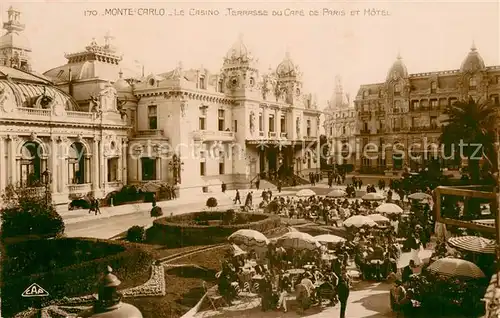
146, 210, 280, 247
2, 237, 154, 317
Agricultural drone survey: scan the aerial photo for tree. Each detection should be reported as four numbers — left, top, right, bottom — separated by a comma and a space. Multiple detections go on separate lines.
440, 97, 498, 183
1, 184, 65, 239
206, 197, 218, 210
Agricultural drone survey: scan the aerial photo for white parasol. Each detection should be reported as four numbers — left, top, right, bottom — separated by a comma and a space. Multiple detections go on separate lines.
362, 193, 385, 201
375, 203, 403, 215
408, 192, 432, 200
368, 213, 390, 223
427, 257, 486, 279
295, 189, 316, 197
343, 215, 377, 228
447, 236, 495, 254
314, 234, 346, 245
228, 229, 269, 248
326, 190, 347, 198
276, 231, 321, 251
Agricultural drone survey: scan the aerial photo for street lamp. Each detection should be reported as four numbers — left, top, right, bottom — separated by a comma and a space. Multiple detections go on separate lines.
41, 169, 52, 205
169, 154, 184, 185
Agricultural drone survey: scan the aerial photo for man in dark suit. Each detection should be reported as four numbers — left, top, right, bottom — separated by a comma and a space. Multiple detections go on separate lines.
337, 268, 351, 318
402, 260, 415, 283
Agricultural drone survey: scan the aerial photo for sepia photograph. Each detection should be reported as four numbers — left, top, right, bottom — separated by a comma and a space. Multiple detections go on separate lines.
0, 0, 498, 317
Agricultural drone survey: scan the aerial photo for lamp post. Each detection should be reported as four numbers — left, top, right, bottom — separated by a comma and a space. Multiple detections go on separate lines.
169, 154, 184, 185
41, 169, 52, 205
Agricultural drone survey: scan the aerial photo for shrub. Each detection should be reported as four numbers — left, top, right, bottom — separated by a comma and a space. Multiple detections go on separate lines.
150, 206, 164, 218
127, 225, 146, 242
206, 197, 218, 209
1, 184, 65, 239
146, 211, 280, 247
1, 238, 154, 317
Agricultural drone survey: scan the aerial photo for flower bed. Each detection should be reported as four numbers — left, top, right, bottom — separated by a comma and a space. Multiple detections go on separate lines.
146, 210, 280, 247
2, 238, 154, 317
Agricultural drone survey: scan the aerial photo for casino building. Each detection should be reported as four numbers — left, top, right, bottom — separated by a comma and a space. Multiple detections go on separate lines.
0, 7, 321, 205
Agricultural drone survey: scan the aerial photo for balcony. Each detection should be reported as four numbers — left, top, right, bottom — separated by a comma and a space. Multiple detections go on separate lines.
68, 183, 92, 196
136, 129, 165, 138
268, 132, 277, 138
360, 129, 370, 134
280, 132, 288, 138
409, 125, 440, 132
377, 128, 385, 134
376, 110, 385, 116
195, 130, 235, 142
105, 181, 123, 192
15, 107, 98, 122
259, 131, 265, 137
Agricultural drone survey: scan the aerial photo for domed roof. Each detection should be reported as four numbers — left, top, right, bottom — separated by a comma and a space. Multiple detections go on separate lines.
276, 52, 298, 78
224, 34, 254, 65
386, 53, 408, 81
461, 42, 485, 72
113, 70, 132, 92
0, 31, 30, 51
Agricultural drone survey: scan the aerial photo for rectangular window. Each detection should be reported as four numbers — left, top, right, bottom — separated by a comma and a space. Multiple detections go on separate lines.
280, 115, 286, 133
269, 114, 275, 132
107, 158, 118, 182
234, 120, 238, 132
219, 162, 224, 174
141, 158, 156, 181
218, 109, 225, 131
199, 117, 206, 130
411, 100, 419, 110
430, 99, 438, 108
259, 113, 263, 131
148, 105, 157, 130
200, 162, 206, 176
306, 119, 311, 136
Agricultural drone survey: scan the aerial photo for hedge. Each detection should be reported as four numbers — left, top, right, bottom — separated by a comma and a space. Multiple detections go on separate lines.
146, 211, 281, 247
1, 238, 154, 317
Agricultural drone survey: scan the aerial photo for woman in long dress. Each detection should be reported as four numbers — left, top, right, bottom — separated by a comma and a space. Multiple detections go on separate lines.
409, 233, 422, 266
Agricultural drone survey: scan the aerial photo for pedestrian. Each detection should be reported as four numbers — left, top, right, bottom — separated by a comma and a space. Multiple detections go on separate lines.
337, 268, 351, 318
256, 177, 260, 190
234, 189, 241, 204
88, 198, 95, 214
221, 182, 226, 193
94, 198, 101, 215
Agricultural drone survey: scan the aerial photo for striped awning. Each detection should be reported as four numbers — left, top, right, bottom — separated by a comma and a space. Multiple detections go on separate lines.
448, 236, 495, 254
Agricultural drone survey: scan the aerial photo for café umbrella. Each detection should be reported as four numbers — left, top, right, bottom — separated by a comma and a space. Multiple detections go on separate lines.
447, 236, 495, 254
343, 215, 377, 228
228, 229, 269, 248
362, 193, 385, 201
276, 231, 321, 251
326, 190, 347, 198
314, 234, 346, 245
375, 203, 403, 215
408, 192, 432, 200
368, 213, 390, 224
427, 257, 486, 279
296, 189, 316, 197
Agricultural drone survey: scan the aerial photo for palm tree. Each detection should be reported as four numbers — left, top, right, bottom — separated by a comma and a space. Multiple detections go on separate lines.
440, 97, 498, 183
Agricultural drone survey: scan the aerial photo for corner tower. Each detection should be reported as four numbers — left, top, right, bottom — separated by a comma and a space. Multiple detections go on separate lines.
0, 7, 32, 70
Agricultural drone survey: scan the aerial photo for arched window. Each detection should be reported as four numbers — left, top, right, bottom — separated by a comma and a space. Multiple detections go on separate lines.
199, 75, 206, 90
469, 76, 477, 90
430, 81, 437, 93
394, 84, 402, 95
217, 80, 224, 93
20, 141, 46, 187
68, 142, 89, 184
363, 90, 369, 98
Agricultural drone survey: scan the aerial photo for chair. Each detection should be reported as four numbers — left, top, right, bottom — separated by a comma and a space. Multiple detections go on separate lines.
203, 281, 228, 311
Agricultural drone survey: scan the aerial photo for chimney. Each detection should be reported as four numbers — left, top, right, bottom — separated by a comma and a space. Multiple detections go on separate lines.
68, 67, 74, 97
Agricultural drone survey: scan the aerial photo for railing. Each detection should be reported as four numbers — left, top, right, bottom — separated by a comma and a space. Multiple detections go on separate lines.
360, 129, 370, 134
377, 129, 385, 134
192, 130, 235, 141
259, 131, 265, 137
376, 110, 385, 116
68, 183, 92, 193
18, 107, 51, 116
106, 181, 123, 189
67, 111, 95, 120
268, 132, 277, 138
409, 125, 440, 132
136, 129, 165, 137
280, 132, 288, 138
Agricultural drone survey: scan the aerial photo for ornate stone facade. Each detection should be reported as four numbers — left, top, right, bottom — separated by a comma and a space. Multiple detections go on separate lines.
353, 44, 500, 173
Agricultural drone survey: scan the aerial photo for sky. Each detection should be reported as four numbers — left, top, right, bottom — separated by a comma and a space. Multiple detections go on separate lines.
1, 0, 499, 109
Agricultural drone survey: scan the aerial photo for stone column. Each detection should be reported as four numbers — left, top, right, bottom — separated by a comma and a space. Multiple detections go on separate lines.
156, 157, 161, 180
9, 135, 17, 186
60, 140, 68, 193
122, 139, 128, 184
117, 155, 122, 182
100, 141, 107, 188
50, 137, 58, 192
92, 138, 100, 191
263, 107, 268, 136
0, 136, 5, 192
276, 109, 282, 136
137, 156, 142, 181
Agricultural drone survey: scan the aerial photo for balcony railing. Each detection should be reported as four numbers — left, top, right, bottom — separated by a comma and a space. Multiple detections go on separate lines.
268, 132, 277, 138
377, 128, 385, 134
376, 110, 385, 116
259, 131, 265, 137
409, 125, 440, 132
68, 183, 92, 194
360, 129, 370, 134
106, 181, 123, 189
17, 108, 97, 120
280, 132, 288, 138
136, 129, 165, 137
196, 130, 235, 141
